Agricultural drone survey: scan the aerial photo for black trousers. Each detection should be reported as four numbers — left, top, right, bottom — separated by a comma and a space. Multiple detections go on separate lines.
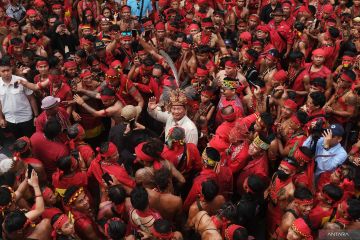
4, 119, 35, 139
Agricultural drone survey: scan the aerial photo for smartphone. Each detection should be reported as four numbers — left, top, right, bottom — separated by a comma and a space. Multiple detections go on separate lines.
14, 81, 19, 88
144, 30, 151, 41
132, 29, 137, 38
102, 173, 112, 186
27, 165, 34, 178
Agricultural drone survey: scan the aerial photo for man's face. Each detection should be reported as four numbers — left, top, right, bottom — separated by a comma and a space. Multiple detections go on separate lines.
121, 9, 131, 19
48, 17, 57, 28
249, 19, 258, 29
171, 105, 186, 121
225, 66, 236, 76
306, 96, 318, 112
196, 53, 208, 62
74, 192, 90, 211
121, 39, 131, 49
54, 52, 63, 62
82, 75, 93, 85
101, 96, 116, 107
60, 220, 75, 236
66, 67, 77, 77
256, 30, 266, 40
237, 23, 247, 33
0, 66, 12, 81
13, 45, 23, 55
254, 117, 265, 131
337, 77, 352, 89
280, 106, 293, 119
237, 0, 245, 7
283, 6, 291, 16
213, 15, 223, 24
28, 14, 37, 23
156, 29, 165, 39
173, 37, 183, 48
45, 106, 58, 116
222, 88, 235, 99
170, 1, 179, 9
152, 68, 162, 79
53, 7, 62, 15
21, 56, 31, 67
297, 201, 313, 216
36, 64, 49, 74
354, 0, 360, 6
273, 15, 282, 24
190, 28, 199, 36
248, 142, 261, 156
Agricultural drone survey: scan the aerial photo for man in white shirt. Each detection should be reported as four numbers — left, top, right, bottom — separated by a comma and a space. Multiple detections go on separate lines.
147, 89, 198, 145
0, 59, 39, 138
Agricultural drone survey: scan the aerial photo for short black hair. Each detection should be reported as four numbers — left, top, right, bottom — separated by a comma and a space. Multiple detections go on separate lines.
309, 91, 326, 108
107, 218, 126, 239
44, 118, 62, 140
311, 77, 327, 90
342, 69, 356, 82
153, 219, 172, 235
260, 112, 274, 128
0, 186, 13, 208
289, 51, 304, 62
154, 167, 170, 192
323, 183, 343, 202
348, 198, 360, 220
247, 174, 266, 195
4, 210, 27, 233
294, 187, 313, 200
233, 227, 248, 240
142, 138, 164, 159
57, 155, 72, 174
108, 185, 126, 205
201, 179, 219, 202
130, 186, 149, 211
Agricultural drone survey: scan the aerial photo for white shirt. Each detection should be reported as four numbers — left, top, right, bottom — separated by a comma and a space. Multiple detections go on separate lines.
0, 75, 33, 124
148, 107, 198, 145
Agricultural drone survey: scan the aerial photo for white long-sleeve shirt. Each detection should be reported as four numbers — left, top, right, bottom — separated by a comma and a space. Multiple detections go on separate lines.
147, 107, 198, 145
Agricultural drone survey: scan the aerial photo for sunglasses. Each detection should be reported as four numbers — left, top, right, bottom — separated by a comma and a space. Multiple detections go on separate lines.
121, 31, 132, 36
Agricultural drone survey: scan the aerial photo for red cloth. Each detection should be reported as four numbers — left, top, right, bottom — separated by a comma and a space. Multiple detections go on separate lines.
41, 207, 62, 220
225, 141, 250, 173
50, 82, 73, 109
22, 157, 43, 165
114, 75, 139, 106
87, 158, 135, 188
236, 154, 269, 191
71, 209, 103, 239
309, 204, 336, 229
77, 143, 95, 166
322, 42, 340, 70
30, 132, 69, 179
183, 169, 217, 211
161, 143, 202, 174
209, 121, 236, 154
52, 170, 88, 190
215, 96, 244, 124
268, 20, 293, 53
135, 77, 160, 101
304, 63, 332, 81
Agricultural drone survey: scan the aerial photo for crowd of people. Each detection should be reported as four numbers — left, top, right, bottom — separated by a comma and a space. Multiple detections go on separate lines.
0, 0, 360, 239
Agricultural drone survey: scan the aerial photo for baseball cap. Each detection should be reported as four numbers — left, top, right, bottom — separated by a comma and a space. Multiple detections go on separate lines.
41, 96, 60, 109
328, 124, 344, 137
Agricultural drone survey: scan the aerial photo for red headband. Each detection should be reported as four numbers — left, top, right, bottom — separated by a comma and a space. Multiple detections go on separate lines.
202, 21, 214, 28
42, 187, 53, 201
280, 160, 297, 171
80, 38, 92, 46
312, 48, 325, 57
225, 60, 237, 68
97, 142, 117, 158
282, 2, 291, 7
134, 142, 155, 162
283, 99, 297, 111
36, 60, 48, 68
196, 68, 209, 76
201, 90, 214, 97
52, 4, 62, 9
295, 198, 313, 205
29, 37, 38, 44
273, 70, 288, 83
80, 71, 92, 79
225, 224, 244, 240
244, 51, 256, 61
155, 22, 165, 30
26, 9, 37, 16
110, 60, 122, 69
342, 56, 354, 61
181, 42, 191, 49
64, 61, 77, 69
143, 20, 152, 28
100, 95, 115, 101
